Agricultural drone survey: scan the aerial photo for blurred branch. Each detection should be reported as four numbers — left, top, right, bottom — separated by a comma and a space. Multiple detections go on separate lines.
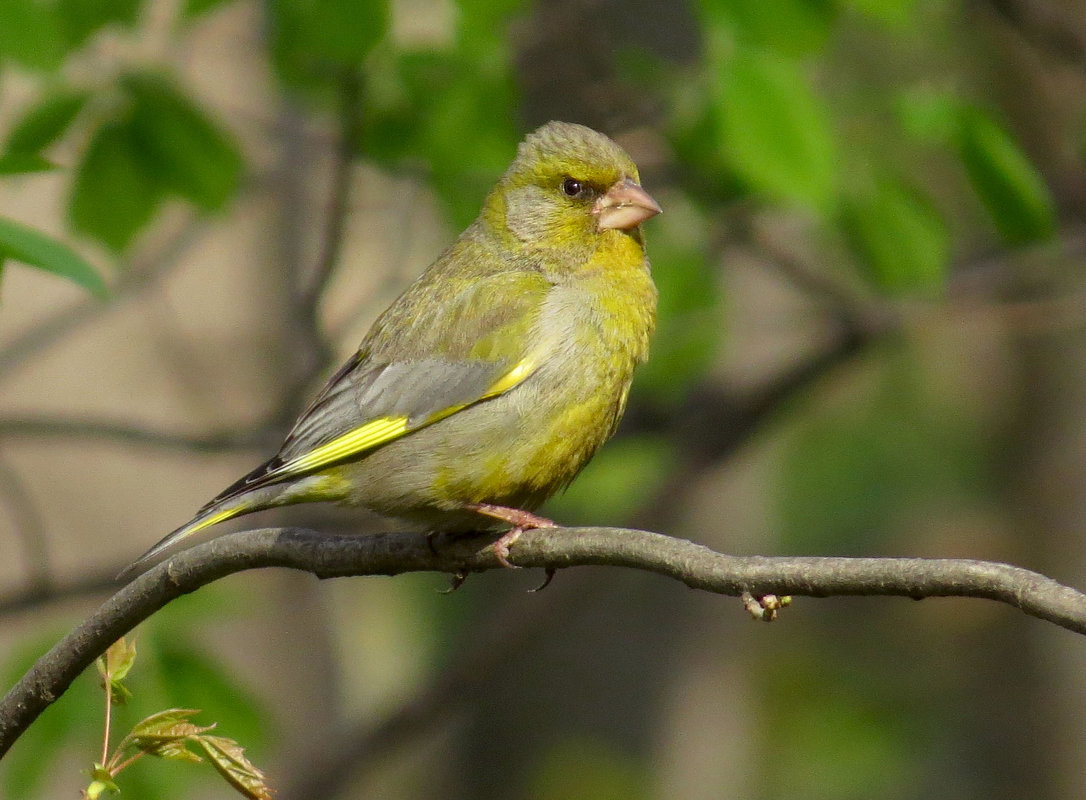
3, 524, 1086, 759
0, 454, 51, 593
0, 221, 205, 384
0, 416, 271, 453
283, 573, 564, 800
300, 71, 361, 310
744, 219, 874, 322
979, 0, 1086, 65
277, 73, 362, 427
0, 568, 120, 617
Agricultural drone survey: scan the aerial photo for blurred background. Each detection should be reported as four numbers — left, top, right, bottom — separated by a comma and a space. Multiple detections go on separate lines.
1, 0, 1085, 797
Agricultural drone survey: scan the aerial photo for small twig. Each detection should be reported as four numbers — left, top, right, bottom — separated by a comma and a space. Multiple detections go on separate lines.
100, 673, 112, 767
2, 525, 1085, 758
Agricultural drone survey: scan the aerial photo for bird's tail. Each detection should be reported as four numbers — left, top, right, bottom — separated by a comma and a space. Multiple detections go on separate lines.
118, 484, 282, 578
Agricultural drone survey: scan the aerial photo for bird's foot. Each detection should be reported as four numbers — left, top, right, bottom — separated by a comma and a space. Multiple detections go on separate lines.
465, 503, 556, 570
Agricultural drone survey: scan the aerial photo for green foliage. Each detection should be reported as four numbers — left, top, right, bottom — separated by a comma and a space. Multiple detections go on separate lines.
714, 46, 838, 210
89, 642, 271, 800
0, 152, 56, 175
181, 0, 236, 20
777, 350, 990, 553
840, 176, 949, 293
0, 0, 67, 71
633, 199, 721, 401
268, 0, 388, 87
548, 436, 673, 523
357, 1, 525, 227
761, 654, 914, 800
893, 85, 962, 144
528, 738, 650, 800
69, 119, 164, 252
0, 215, 106, 296
68, 73, 242, 251
145, 633, 266, 750
2, 630, 102, 800
4, 88, 89, 154
0, 591, 267, 799
53, 0, 143, 49
696, 0, 836, 57
121, 73, 243, 212
957, 108, 1056, 246
839, 0, 919, 27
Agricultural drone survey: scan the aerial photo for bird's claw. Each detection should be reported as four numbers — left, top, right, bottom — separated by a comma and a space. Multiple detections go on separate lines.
439, 570, 468, 593
528, 568, 557, 592
426, 531, 441, 556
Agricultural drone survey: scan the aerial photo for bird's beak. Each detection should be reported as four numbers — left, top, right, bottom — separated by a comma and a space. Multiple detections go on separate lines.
595, 178, 662, 231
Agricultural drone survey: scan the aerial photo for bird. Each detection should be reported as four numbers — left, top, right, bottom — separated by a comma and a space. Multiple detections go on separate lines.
125, 121, 660, 576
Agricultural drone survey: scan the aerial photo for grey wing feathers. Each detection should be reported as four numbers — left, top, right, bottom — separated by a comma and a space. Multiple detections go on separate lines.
276, 356, 512, 462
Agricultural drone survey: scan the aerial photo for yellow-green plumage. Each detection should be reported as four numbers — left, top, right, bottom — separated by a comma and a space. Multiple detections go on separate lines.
127, 121, 659, 571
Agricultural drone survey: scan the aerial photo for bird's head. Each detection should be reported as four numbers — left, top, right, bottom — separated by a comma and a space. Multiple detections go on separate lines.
482, 121, 661, 254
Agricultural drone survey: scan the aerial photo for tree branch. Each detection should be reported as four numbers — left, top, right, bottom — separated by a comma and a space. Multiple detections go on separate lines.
1, 525, 1085, 758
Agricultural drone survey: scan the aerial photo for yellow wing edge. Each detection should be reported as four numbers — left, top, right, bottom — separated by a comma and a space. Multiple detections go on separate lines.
272, 357, 537, 479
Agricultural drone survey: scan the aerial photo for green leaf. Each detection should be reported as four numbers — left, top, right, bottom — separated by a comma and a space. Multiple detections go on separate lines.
0, 152, 57, 175
714, 47, 837, 210
69, 119, 163, 252
838, 0, 918, 27
957, 109, 1056, 245
424, 78, 520, 227
0, 0, 66, 70
894, 86, 963, 145
5, 88, 90, 154
196, 735, 271, 800
0, 216, 106, 296
85, 777, 120, 799
54, 0, 143, 48
456, 0, 527, 54
97, 637, 138, 683
123, 73, 243, 212
695, 0, 836, 57
129, 708, 202, 739
148, 634, 267, 749
96, 637, 137, 703
126, 708, 214, 759
182, 0, 236, 18
269, 0, 387, 86
841, 177, 949, 293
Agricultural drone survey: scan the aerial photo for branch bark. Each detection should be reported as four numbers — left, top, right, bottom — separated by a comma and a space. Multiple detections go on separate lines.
2, 525, 1085, 758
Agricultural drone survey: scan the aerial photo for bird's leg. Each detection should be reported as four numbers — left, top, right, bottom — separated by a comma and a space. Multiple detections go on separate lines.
464, 503, 555, 569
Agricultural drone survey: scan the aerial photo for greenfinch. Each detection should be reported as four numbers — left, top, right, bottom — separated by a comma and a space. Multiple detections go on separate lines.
128, 121, 660, 572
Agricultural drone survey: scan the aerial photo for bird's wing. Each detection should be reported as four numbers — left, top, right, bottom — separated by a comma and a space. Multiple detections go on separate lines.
201, 269, 551, 508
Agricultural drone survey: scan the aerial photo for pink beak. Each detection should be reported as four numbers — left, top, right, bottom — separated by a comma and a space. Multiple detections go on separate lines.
595, 178, 662, 231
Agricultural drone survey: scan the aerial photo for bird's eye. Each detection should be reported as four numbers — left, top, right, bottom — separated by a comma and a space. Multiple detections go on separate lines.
561, 177, 585, 198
